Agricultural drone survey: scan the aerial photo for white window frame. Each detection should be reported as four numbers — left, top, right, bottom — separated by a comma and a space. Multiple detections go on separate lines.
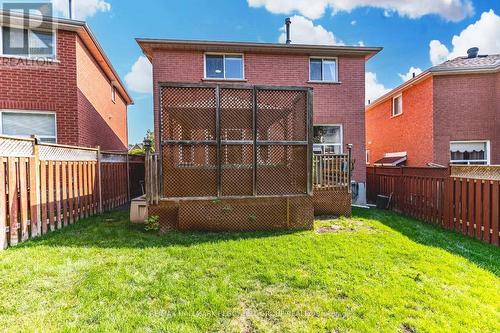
0, 110, 57, 143
392, 94, 403, 117
204, 53, 245, 80
450, 140, 490, 165
313, 124, 343, 154
0, 25, 57, 60
309, 57, 339, 82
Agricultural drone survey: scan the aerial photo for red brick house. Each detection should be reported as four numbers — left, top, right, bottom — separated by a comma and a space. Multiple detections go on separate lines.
0, 11, 132, 150
137, 38, 381, 204
366, 48, 500, 167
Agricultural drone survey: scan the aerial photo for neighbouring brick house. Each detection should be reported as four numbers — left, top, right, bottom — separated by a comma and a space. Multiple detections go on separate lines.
366, 48, 500, 167
0, 11, 132, 150
137, 38, 381, 204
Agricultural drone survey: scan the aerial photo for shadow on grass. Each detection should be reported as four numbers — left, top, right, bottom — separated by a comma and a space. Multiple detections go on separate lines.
353, 207, 500, 277
15, 209, 299, 250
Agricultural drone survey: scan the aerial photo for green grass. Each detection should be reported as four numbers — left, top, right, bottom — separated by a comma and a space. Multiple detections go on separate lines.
0, 208, 499, 333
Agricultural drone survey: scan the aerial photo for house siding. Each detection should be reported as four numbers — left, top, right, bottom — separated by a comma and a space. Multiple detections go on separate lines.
366, 76, 434, 166
76, 37, 128, 150
152, 50, 367, 182
433, 73, 499, 165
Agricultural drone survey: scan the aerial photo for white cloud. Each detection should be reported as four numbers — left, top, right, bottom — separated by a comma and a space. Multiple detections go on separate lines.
52, 0, 111, 20
429, 10, 500, 65
278, 15, 343, 45
366, 72, 390, 105
125, 56, 153, 94
248, 0, 474, 22
429, 40, 450, 65
351, 20, 357, 25
398, 66, 423, 81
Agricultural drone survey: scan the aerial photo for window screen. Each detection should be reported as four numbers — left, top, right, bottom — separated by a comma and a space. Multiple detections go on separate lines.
29, 30, 54, 56
1, 112, 56, 142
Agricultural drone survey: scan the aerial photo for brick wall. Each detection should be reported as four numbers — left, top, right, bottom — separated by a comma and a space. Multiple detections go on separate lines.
0, 30, 79, 145
152, 50, 367, 182
366, 76, 434, 166
76, 37, 128, 150
433, 73, 499, 165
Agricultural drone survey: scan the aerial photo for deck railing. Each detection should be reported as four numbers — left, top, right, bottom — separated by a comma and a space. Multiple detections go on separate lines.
313, 154, 351, 191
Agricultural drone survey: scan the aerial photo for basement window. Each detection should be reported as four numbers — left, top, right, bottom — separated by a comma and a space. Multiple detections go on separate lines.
0, 111, 57, 143
205, 54, 244, 80
1, 27, 55, 58
450, 141, 489, 165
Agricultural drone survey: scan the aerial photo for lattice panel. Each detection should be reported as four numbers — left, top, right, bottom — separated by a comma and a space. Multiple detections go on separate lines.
0, 136, 34, 157
160, 87, 216, 141
256, 145, 308, 195
256, 89, 307, 141
313, 189, 352, 217
221, 144, 253, 196
39, 145, 97, 161
162, 144, 217, 197
220, 88, 253, 141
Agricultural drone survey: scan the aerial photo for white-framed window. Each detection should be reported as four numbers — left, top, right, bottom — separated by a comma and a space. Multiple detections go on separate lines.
0, 26, 56, 59
111, 86, 116, 103
313, 125, 343, 154
366, 150, 370, 164
309, 57, 338, 82
204, 53, 244, 80
392, 94, 403, 117
450, 141, 490, 165
0, 110, 57, 143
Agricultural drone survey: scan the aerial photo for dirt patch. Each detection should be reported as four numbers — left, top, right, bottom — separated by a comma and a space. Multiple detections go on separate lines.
315, 219, 377, 234
400, 323, 417, 333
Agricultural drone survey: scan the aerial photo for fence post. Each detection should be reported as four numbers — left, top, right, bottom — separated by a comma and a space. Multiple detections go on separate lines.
97, 146, 103, 214
31, 136, 41, 237
145, 148, 150, 204
126, 153, 130, 202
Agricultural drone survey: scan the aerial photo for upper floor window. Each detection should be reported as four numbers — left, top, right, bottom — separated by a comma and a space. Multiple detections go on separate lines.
1, 26, 55, 58
450, 141, 489, 165
0, 110, 57, 143
204, 54, 244, 80
392, 94, 403, 117
111, 86, 117, 103
309, 58, 338, 82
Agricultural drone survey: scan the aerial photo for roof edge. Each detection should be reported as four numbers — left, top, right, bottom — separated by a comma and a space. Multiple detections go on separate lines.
136, 38, 382, 61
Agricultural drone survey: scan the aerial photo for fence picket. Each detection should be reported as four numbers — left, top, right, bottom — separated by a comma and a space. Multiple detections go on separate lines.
491, 181, 499, 246
483, 182, 491, 243
29, 156, 39, 237
8, 158, 18, 246
55, 162, 62, 229
0, 158, 6, 249
19, 159, 29, 241
474, 180, 482, 240
40, 161, 47, 234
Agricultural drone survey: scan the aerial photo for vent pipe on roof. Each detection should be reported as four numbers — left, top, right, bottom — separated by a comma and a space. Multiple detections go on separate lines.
68, 0, 73, 19
467, 47, 479, 58
285, 17, 291, 44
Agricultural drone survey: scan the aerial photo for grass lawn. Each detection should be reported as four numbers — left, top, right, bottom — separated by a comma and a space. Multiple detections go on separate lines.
0, 208, 499, 332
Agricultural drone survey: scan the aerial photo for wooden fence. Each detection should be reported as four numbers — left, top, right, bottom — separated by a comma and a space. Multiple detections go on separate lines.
0, 136, 145, 249
367, 166, 500, 246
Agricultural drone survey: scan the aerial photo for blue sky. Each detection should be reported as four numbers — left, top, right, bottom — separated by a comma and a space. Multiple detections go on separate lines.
18, 1, 500, 144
